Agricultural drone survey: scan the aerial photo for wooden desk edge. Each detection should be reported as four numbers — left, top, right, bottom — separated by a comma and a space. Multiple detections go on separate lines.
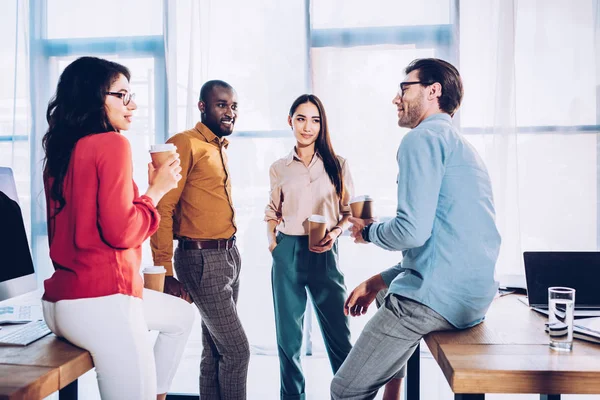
0, 364, 59, 400
58, 351, 94, 388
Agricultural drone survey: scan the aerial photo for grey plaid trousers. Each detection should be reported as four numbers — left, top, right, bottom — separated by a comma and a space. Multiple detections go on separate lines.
174, 244, 250, 400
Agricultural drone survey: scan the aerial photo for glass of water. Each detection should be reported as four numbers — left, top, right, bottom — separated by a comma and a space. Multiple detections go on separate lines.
548, 287, 576, 351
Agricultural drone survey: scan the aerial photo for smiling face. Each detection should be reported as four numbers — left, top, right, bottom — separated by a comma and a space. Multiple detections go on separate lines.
289, 101, 321, 149
392, 70, 429, 129
199, 86, 238, 137
104, 73, 136, 132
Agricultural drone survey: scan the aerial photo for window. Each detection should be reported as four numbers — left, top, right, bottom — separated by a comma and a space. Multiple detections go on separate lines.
47, 0, 163, 39
460, 0, 599, 274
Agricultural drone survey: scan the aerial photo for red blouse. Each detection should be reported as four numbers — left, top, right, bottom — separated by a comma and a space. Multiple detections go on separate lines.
43, 132, 159, 302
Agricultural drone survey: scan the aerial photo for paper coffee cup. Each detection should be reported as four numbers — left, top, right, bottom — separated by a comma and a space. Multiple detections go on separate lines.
143, 266, 166, 292
349, 195, 374, 219
308, 214, 327, 248
149, 143, 177, 168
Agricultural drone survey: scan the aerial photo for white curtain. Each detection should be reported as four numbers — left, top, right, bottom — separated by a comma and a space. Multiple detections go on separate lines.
0, 0, 31, 231
463, 0, 599, 281
460, 0, 522, 278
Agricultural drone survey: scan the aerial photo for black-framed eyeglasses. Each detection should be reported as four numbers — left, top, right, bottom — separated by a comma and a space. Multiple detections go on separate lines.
398, 81, 433, 96
106, 91, 135, 106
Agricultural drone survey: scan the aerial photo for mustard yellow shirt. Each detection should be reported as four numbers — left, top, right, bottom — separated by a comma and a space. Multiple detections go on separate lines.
151, 122, 236, 275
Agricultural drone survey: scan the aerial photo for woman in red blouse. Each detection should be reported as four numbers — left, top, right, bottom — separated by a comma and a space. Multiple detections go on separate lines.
41, 56, 194, 400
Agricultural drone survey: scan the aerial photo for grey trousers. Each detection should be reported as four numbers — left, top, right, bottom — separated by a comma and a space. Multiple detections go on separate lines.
174, 244, 250, 400
330, 293, 454, 400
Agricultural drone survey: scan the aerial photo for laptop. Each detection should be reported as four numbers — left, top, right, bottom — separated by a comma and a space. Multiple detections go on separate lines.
521, 251, 600, 317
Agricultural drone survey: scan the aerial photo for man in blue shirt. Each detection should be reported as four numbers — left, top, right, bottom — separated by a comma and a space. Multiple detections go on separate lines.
330, 58, 501, 400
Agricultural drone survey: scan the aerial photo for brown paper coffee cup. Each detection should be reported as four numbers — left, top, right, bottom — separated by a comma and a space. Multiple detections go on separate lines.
350, 195, 374, 219
149, 144, 177, 168
308, 215, 328, 248
143, 266, 166, 292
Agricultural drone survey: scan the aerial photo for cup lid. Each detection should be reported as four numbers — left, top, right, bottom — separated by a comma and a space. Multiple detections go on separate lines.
349, 195, 373, 203
149, 143, 176, 153
308, 214, 326, 223
143, 266, 166, 274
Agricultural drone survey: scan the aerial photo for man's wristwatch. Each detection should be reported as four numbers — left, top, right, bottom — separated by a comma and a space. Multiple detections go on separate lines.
361, 223, 372, 243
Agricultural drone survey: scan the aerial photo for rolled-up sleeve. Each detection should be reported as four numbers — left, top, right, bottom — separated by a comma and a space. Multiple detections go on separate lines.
339, 158, 354, 217
96, 134, 160, 249
264, 163, 282, 222
150, 135, 192, 276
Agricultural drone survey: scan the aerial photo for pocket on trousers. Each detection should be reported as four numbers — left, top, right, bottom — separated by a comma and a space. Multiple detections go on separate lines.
271, 233, 285, 257
174, 248, 205, 287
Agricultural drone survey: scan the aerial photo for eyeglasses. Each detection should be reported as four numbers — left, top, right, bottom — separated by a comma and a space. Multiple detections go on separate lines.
398, 81, 433, 96
106, 91, 136, 106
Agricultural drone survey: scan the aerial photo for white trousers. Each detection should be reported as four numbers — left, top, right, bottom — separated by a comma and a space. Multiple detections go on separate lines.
42, 288, 194, 400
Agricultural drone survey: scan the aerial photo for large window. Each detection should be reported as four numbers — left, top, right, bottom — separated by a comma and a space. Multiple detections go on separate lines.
0, 0, 30, 233
0, 1, 597, 398
460, 0, 599, 274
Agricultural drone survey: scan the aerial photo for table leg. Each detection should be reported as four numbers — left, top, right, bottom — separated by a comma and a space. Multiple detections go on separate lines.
59, 379, 77, 400
455, 395, 485, 400
405, 342, 420, 400
540, 395, 561, 400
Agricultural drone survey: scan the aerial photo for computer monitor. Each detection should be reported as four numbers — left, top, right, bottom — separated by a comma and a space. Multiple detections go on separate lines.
0, 167, 37, 301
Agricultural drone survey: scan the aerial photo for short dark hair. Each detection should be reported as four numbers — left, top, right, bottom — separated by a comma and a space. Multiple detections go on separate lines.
405, 58, 463, 116
199, 80, 234, 102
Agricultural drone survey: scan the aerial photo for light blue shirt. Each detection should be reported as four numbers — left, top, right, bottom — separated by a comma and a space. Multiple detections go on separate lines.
370, 113, 501, 329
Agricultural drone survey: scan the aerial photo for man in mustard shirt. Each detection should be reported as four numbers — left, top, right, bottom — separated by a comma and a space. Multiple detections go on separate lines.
151, 80, 249, 400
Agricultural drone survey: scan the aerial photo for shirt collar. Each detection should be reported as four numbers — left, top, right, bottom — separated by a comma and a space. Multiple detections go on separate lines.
285, 147, 321, 166
193, 122, 229, 148
420, 113, 452, 125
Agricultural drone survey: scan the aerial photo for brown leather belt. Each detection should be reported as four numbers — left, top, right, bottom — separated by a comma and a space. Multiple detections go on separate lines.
178, 236, 236, 251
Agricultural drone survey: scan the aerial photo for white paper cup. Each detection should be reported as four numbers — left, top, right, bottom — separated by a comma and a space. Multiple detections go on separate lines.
308, 214, 327, 248
143, 266, 167, 292
349, 195, 374, 219
149, 144, 177, 167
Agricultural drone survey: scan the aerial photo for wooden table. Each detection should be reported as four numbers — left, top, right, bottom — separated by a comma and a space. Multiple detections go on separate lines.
405, 294, 600, 400
0, 334, 93, 400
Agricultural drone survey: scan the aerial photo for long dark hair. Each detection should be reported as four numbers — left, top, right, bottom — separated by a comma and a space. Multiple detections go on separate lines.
42, 56, 130, 214
289, 94, 344, 199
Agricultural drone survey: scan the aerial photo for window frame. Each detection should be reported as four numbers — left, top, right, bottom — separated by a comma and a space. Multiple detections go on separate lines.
307, 0, 600, 251
28, 0, 168, 259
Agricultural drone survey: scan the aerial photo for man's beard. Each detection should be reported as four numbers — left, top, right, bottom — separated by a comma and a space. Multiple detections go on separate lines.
400, 101, 424, 128
204, 118, 234, 137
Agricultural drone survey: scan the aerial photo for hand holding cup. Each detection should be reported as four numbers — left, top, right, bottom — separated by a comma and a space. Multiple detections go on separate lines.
308, 215, 328, 252
148, 144, 182, 194
349, 216, 376, 244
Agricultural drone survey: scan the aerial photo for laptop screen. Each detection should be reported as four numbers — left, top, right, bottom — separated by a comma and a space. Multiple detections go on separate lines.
524, 251, 600, 308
